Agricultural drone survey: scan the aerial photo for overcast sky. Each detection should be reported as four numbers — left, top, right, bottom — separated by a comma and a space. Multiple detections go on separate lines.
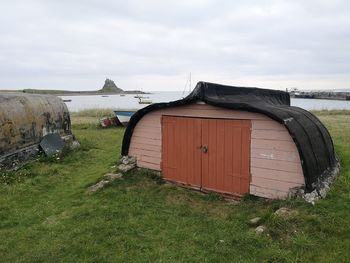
1, 0, 349, 91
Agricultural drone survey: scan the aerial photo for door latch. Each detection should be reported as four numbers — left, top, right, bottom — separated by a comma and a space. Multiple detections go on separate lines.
201, 146, 208, 153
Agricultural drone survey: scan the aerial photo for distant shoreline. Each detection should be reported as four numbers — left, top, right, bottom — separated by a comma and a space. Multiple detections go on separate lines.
291, 94, 350, 101
57, 91, 151, 96
0, 90, 150, 96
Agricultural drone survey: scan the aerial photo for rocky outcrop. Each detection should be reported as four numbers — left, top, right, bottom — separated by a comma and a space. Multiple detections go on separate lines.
99, 79, 123, 93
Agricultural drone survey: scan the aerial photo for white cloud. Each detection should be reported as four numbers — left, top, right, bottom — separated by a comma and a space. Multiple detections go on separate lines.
0, 0, 349, 91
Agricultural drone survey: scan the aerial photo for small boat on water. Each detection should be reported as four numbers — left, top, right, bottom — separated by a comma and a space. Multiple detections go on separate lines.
114, 110, 136, 126
101, 95, 109, 97
134, 95, 150, 99
138, 97, 152, 104
63, 99, 72, 102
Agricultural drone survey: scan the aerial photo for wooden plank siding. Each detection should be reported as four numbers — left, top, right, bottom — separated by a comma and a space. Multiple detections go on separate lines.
128, 103, 305, 199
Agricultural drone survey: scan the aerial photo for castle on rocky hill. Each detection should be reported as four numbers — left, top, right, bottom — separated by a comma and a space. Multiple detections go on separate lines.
99, 79, 123, 93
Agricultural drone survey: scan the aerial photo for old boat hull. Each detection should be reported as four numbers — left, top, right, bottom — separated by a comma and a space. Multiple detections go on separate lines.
0, 93, 73, 168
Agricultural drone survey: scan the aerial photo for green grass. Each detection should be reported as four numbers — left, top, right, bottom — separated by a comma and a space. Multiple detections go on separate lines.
311, 109, 350, 116
0, 112, 349, 262
70, 109, 115, 126
70, 108, 115, 118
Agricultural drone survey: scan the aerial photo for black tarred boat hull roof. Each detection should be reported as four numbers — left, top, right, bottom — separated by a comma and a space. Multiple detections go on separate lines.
122, 81, 338, 192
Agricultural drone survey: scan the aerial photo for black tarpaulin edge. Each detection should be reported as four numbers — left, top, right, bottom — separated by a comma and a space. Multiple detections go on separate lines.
121, 81, 338, 192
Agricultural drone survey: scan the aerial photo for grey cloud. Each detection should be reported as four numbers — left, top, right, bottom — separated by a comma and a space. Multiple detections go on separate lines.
0, 0, 349, 90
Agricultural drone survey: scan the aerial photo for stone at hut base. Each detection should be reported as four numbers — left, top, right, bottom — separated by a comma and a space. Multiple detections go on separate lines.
105, 173, 123, 181
120, 156, 136, 165
118, 163, 136, 173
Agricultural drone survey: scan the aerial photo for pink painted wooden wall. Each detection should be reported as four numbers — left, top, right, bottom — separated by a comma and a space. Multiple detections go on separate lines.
128, 103, 305, 199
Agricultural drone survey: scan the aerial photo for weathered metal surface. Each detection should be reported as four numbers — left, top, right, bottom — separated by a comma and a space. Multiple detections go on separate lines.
40, 133, 66, 156
0, 93, 71, 167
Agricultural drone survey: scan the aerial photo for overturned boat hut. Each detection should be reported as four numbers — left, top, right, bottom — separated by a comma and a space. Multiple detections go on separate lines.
0, 93, 72, 168
121, 82, 339, 199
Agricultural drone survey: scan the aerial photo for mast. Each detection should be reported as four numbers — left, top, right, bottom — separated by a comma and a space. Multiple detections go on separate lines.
181, 72, 192, 98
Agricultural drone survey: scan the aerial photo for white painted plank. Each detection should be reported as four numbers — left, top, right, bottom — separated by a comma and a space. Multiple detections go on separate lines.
252, 120, 286, 131
251, 139, 297, 152
137, 160, 160, 170
251, 167, 304, 184
251, 176, 303, 192
249, 185, 288, 199
252, 130, 293, 141
251, 157, 303, 173
251, 148, 300, 163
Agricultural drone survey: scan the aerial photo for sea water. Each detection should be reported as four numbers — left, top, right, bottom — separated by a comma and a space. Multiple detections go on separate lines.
60, 92, 350, 112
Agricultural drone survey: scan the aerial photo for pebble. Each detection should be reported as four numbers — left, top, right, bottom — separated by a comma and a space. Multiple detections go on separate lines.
118, 163, 136, 172
249, 217, 261, 226
255, 225, 266, 234
274, 207, 298, 217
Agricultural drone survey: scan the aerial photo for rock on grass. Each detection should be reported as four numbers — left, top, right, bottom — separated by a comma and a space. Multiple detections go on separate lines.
255, 225, 266, 234
87, 173, 123, 193
274, 207, 298, 217
248, 217, 262, 226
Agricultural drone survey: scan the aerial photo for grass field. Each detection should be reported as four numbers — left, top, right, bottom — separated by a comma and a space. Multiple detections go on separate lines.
0, 111, 349, 262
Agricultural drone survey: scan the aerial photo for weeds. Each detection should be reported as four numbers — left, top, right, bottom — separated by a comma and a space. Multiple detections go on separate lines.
70, 108, 115, 118
0, 164, 36, 184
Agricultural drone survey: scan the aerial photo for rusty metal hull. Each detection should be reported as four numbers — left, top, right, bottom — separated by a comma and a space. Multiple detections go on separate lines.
0, 93, 72, 168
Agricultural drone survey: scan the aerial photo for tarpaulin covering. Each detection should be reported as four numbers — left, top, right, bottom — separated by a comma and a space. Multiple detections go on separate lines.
122, 81, 338, 192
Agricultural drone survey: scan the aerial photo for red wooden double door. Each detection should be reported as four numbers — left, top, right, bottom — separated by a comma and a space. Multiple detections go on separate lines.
161, 116, 251, 196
